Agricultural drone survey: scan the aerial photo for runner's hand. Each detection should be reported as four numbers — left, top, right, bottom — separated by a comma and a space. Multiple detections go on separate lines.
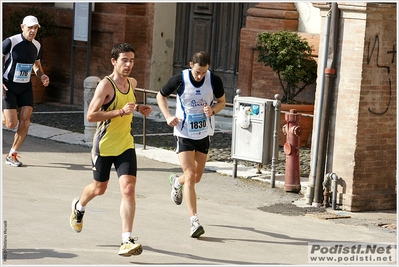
138, 105, 153, 117
121, 102, 136, 115
41, 74, 50, 87
166, 116, 180, 127
203, 104, 213, 118
2, 84, 8, 99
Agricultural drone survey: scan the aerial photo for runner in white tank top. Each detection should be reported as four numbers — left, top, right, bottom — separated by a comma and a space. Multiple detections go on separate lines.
157, 51, 226, 237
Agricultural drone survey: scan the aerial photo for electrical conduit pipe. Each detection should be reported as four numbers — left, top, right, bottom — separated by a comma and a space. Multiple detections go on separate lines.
305, 4, 332, 205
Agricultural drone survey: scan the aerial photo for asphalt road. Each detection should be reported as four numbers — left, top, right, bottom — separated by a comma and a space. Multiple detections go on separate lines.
1, 130, 397, 265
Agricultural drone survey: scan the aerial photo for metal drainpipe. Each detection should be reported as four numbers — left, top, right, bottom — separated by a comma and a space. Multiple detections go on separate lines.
330, 173, 338, 210
323, 173, 339, 210
313, 2, 339, 207
305, 4, 332, 205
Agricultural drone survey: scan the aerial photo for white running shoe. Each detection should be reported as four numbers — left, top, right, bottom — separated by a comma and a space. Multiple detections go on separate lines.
169, 173, 183, 205
190, 215, 205, 238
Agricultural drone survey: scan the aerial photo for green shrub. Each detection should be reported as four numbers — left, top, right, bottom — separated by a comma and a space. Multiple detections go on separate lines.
256, 30, 317, 104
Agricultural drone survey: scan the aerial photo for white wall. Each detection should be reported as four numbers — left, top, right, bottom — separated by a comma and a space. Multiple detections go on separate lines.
295, 2, 321, 34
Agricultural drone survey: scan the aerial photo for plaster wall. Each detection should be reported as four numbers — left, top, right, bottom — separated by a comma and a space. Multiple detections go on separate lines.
149, 3, 176, 92
295, 2, 321, 34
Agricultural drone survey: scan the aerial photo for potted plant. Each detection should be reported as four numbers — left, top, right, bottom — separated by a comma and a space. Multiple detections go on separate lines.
256, 30, 318, 147
3, 6, 58, 103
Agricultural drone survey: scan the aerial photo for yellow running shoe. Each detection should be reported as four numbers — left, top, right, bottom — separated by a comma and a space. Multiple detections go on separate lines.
118, 237, 143, 257
70, 198, 84, 233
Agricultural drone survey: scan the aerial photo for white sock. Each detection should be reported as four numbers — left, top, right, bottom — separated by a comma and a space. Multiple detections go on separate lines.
76, 201, 85, 212
9, 149, 17, 155
174, 177, 182, 188
190, 214, 198, 222
122, 232, 132, 243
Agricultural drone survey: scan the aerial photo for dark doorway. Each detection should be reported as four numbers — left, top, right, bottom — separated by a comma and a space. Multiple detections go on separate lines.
173, 2, 256, 103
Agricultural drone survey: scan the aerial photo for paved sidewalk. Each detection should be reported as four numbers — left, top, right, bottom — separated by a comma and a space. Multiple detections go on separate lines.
1, 126, 397, 266
16, 122, 298, 189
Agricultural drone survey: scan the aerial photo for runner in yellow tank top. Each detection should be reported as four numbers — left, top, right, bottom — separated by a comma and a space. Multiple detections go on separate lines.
93, 76, 136, 156
69, 43, 153, 257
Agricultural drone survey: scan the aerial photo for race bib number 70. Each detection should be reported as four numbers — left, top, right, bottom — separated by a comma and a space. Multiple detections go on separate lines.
13, 63, 33, 83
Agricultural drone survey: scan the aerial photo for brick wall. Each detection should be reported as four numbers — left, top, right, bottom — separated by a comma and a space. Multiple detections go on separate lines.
352, 3, 396, 211
237, 3, 320, 148
319, 3, 397, 211
239, 2, 396, 211
2, 3, 154, 105
237, 2, 319, 104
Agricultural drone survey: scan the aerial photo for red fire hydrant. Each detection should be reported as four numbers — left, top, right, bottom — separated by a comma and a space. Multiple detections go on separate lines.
282, 109, 302, 193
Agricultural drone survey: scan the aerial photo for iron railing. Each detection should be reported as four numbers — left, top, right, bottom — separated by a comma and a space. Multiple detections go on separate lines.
134, 88, 234, 150
134, 88, 312, 150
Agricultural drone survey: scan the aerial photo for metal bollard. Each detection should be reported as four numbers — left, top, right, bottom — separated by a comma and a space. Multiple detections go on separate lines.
270, 94, 281, 188
282, 109, 302, 193
83, 76, 100, 143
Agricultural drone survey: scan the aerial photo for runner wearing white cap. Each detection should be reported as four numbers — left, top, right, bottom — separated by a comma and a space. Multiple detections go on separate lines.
2, 15, 50, 167
22, 15, 41, 27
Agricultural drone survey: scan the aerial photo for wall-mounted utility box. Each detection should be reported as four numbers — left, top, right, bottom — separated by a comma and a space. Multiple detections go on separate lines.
231, 96, 278, 164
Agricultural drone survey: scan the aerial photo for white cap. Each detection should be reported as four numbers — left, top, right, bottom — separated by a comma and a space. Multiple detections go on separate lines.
22, 15, 41, 28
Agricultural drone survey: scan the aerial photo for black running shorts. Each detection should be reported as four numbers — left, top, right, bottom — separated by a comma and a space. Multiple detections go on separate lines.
175, 136, 210, 154
91, 148, 137, 182
2, 80, 33, 109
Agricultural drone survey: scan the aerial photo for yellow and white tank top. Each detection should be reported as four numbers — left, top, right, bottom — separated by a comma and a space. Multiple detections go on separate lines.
92, 76, 136, 156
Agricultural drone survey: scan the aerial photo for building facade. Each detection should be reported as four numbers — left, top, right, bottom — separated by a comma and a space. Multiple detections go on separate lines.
2, 2, 396, 211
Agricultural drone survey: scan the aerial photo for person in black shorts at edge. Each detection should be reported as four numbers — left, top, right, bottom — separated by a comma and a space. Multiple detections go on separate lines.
69, 43, 153, 257
156, 51, 226, 237
2, 15, 50, 167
